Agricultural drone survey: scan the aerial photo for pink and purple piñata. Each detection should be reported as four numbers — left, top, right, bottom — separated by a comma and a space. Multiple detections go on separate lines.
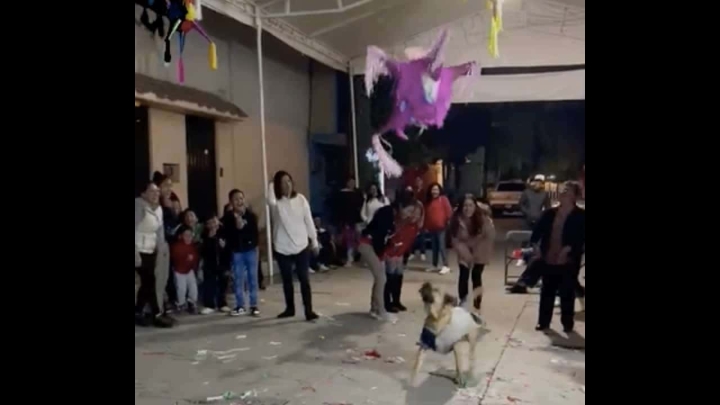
364, 29, 479, 177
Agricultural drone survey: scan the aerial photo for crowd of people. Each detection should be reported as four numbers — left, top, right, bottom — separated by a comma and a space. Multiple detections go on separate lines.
135, 169, 585, 333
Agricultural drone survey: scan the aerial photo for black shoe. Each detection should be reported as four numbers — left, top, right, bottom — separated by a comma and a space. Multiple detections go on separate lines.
394, 303, 407, 312
153, 315, 174, 328
386, 305, 399, 313
535, 324, 549, 332
250, 307, 261, 317
508, 284, 529, 294
305, 311, 319, 321
187, 303, 198, 314
259, 283, 267, 291
277, 310, 295, 319
135, 313, 151, 327
563, 326, 574, 334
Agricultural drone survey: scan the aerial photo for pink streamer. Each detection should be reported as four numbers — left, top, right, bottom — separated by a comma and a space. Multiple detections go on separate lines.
178, 57, 185, 83
372, 135, 402, 178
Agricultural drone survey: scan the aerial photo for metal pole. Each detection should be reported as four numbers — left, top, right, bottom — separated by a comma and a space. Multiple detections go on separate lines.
256, 8, 274, 281
348, 62, 359, 185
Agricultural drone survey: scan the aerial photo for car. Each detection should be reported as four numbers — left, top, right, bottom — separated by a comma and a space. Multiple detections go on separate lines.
489, 180, 526, 216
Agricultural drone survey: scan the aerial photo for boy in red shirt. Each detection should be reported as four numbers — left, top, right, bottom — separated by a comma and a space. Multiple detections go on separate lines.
171, 226, 200, 314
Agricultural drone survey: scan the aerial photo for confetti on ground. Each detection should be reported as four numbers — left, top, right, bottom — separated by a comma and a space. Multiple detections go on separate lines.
363, 350, 381, 359
397, 333, 407, 337
263, 355, 278, 360
384, 356, 405, 364
301, 386, 316, 393
335, 302, 351, 306
269, 341, 282, 346
235, 335, 247, 340
507, 396, 521, 403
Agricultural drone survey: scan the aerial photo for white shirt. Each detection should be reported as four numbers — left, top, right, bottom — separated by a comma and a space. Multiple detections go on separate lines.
361, 197, 389, 224
135, 200, 163, 254
267, 182, 318, 255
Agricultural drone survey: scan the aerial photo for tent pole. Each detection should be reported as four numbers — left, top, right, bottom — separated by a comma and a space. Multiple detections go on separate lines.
348, 62, 359, 185
255, 8, 274, 282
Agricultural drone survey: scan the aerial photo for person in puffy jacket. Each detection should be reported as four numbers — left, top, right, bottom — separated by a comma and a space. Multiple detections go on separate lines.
423, 183, 453, 275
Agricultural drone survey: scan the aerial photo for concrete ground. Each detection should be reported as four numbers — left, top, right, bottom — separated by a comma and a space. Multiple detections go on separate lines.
135, 219, 585, 405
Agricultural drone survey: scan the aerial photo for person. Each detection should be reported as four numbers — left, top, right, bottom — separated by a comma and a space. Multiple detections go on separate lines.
408, 177, 427, 261
361, 182, 389, 225
153, 172, 181, 311
200, 217, 231, 314
449, 194, 495, 312
358, 189, 416, 322
224, 197, 265, 290
530, 182, 586, 333
423, 183, 453, 274
171, 226, 200, 314
331, 177, 364, 266
517, 175, 551, 265
310, 217, 336, 273
222, 189, 261, 317
382, 191, 423, 313
267, 171, 320, 321
135, 182, 173, 328
178, 209, 203, 243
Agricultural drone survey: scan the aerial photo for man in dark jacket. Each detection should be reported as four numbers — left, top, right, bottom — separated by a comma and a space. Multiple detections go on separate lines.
529, 182, 585, 333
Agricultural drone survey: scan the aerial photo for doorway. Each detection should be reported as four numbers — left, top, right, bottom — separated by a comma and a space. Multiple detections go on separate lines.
185, 115, 218, 221
135, 106, 150, 197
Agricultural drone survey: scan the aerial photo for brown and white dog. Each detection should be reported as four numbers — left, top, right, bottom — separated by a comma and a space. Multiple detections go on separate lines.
411, 282, 484, 387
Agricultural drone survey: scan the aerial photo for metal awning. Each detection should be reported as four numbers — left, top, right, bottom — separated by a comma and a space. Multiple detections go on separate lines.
134, 73, 248, 121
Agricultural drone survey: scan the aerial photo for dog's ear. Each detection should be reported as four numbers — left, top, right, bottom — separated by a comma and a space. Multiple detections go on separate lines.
443, 293, 459, 307
419, 282, 435, 304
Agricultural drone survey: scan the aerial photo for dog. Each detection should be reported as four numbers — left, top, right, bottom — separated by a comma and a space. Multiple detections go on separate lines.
411, 282, 484, 388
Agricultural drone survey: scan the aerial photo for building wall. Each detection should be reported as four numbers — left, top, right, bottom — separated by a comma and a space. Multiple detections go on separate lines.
135, 6, 337, 219
148, 108, 188, 206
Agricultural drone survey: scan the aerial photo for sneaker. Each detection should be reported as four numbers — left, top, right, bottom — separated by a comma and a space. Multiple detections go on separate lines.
516, 259, 526, 267
305, 311, 319, 321
408, 254, 416, 261
381, 312, 398, 323
277, 310, 295, 318
535, 324, 549, 332
343, 261, 352, 268
420, 254, 427, 261
439, 266, 451, 275
187, 303, 198, 314
394, 303, 407, 312
135, 313, 151, 327
230, 307, 246, 316
563, 326, 574, 334
507, 284, 529, 294
554, 297, 561, 307
250, 307, 260, 317
219, 306, 232, 313
369, 311, 382, 320
309, 268, 317, 274
200, 307, 215, 315
319, 264, 330, 272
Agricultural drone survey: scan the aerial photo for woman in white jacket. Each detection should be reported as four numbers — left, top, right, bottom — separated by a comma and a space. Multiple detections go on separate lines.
361, 182, 389, 225
135, 182, 173, 328
267, 170, 320, 321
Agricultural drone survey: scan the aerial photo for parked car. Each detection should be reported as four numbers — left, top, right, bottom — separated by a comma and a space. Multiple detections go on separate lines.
489, 180, 526, 216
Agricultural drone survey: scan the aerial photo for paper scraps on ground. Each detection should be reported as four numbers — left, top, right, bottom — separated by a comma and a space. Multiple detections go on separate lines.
301, 386, 317, 393
263, 355, 278, 360
235, 335, 247, 339
335, 302, 351, 306
385, 356, 406, 364
363, 349, 382, 359
269, 341, 282, 346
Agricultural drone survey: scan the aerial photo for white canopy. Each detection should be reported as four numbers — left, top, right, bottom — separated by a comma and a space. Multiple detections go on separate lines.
205, 0, 584, 102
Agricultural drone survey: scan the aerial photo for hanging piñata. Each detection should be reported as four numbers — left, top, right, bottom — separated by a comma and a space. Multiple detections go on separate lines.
364, 29, 478, 178
136, 1, 217, 83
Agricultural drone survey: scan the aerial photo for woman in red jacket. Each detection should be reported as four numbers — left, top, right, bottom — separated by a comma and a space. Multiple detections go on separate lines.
424, 183, 453, 274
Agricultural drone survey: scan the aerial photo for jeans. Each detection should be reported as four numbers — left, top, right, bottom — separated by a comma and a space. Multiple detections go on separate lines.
458, 264, 485, 306
428, 230, 448, 267
538, 263, 576, 329
232, 250, 259, 308
202, 264, 228, 309
174, 271, 198, 306
385, 257, 404, 275
357, 243, 387, 315
411, 230, 427, 256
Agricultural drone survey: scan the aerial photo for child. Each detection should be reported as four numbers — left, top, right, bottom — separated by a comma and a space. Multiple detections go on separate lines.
200, 217, 230, 314
178, 209, 203, 243
310, 217, 335, 273
383, 207, 422, 313
171, 226, 200, 314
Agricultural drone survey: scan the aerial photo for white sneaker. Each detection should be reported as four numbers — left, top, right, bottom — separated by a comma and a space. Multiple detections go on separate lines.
439, 266, 451, 275
408, 254, 416, 261
381, 312, 398, 323
554, 297, 561, 307
420, 254, 427, 261
319, 264, 330, 272
200, 307, 215, 315
516, 259, 526, 267
309, 268, 316, 274
230, 308, 246, 316
369, 311, 382, 320
219, 306, 231, 313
